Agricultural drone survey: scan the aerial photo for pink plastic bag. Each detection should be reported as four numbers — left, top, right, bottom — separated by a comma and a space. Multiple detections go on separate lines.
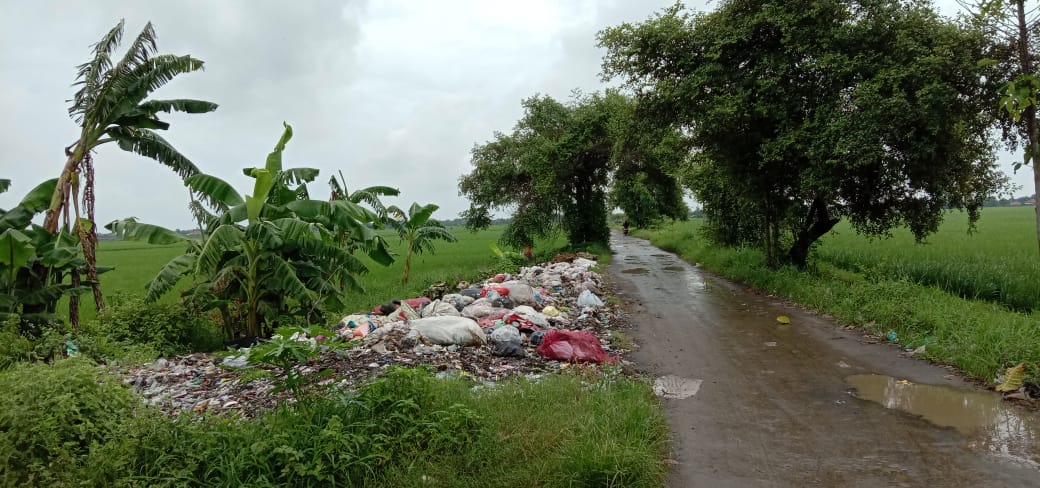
480, 285, 511, 298
535, 330, 615, 364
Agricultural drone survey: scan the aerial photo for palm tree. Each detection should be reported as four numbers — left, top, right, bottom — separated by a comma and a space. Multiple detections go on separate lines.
387, 203, 457, 283
42, 19, 216, 319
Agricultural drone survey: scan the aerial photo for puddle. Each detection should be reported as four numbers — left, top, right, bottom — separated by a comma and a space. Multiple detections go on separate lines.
661, 265, 685, 272
621, 267, 649, 274
847, 374, 1040, 466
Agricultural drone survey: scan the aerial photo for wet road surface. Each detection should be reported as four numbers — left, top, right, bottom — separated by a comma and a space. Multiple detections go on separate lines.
608, 231, 1040, 487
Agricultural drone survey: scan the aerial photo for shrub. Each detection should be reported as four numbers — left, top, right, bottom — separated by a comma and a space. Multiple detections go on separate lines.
0, 317, 34, 369
0, 358, 135, 487
94, 293, 223, 356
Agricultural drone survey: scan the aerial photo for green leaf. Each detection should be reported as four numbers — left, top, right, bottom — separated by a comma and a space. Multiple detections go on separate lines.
247, 169, 274, 222
0, 229, 35, 269
137, 98, 219, 115
106, 126, 201, 179
145, 253, 195, 301
186, 174, 245, 207
195, 224, 244, 274
265, 122, 293, 173
976, 58, 999, 68
105, 218, 188, 245
0, 179, 10, 195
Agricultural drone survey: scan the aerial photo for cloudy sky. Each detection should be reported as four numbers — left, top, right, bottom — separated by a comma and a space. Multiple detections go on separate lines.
0, 0, 1024, 230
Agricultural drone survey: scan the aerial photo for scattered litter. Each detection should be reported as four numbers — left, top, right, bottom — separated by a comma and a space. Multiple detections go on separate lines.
837, 361, 851, 369
116, 253, 632, 416
996, 364, 1027, 393
764, 342, 777, 347
653, 375, 703, 399
886, 331, 898, 342
776, 315, 791, 325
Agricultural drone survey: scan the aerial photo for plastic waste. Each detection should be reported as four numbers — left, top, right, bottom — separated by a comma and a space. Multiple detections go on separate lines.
443, 293, 475, 311
492, 341, 526, 358
996, 364, 1027, 392
501, 282, 536, 306
530, 330, 546, 346
577, 290, 604, 308
536, 330, 614, 364
490, 325, 521, 344
421, 299, 461, 318
459, 286, 483, 299
491, 295, 515, 309
541, 305, 561, 317
65, 341, 79, 358
411, 316, 487, 346
886, 331, 898, 342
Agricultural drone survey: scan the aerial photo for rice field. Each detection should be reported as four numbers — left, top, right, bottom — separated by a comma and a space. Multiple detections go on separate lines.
815, 206, 1040, 312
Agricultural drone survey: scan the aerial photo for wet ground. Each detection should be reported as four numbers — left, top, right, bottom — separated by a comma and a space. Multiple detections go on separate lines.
609, 231, 1040, 487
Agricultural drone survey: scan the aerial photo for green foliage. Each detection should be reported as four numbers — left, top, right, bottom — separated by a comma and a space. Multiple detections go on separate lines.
108, 123, 397, 338
0, 318, 34, 369
71, 369, 664, 487
0, 178, 101, 328
247, 325, 341, 398
85, 368, 484, 487
93, 293, 222, 356
600, 1, 1009, 267
388, 202, 457, 283
461, 91, 651, 248
0, 358, 134, 487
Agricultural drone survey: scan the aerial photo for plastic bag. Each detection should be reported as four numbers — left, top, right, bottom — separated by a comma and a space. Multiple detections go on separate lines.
421, 299, 461, 318
535, 330, 614, 364
502, 282, 535, 306
577, 290, 604, 308
480, 285, 511, 298
411, 316, 487, 346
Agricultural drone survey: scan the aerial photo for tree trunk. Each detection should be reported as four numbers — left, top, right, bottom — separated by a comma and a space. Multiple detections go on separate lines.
785, 198, 840, 269
1016, 0, 1040, 253
403, 250, 412, 284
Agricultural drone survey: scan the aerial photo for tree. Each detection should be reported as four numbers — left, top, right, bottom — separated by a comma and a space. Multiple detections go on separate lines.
108, 124, 394, 339
328, 170, 399, 248
387, 203, 456, 283
958, 0, 1040, 252
461, 91, 641, 248
42, 20, 216, 322
600, 0, 1009, 267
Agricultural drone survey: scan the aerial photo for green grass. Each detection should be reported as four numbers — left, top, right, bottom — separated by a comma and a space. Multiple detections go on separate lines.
30, 367, 668, 488
635, 211, 1040, 384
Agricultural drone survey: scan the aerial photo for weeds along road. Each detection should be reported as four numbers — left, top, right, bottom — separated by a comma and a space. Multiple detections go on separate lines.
609, 231, 1040, 488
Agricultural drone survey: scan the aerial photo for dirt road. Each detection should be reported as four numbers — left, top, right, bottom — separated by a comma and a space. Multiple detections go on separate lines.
609, 231, 1040, 487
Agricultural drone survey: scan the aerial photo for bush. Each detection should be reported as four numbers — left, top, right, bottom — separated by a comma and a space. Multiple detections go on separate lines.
0, 358, 135, 487
86, 367, 484, 487
0, 318, 34, 369
94, 294, 223, 356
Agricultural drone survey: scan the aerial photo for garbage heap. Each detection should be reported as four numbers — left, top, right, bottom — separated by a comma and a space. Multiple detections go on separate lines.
119, 254, 631, 416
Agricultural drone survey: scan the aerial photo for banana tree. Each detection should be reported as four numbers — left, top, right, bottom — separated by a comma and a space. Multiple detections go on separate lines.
42, 19, 216, 316
387, 203, 457, 283
1, 179, 106, 330
107, 124, 394, 338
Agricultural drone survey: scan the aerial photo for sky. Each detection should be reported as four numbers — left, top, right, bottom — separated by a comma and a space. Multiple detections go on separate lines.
0, 0, 1027, 230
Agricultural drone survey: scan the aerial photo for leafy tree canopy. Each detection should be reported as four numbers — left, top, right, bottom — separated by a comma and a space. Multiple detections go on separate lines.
600, 0, 1010, 267
459, 90, 687, 248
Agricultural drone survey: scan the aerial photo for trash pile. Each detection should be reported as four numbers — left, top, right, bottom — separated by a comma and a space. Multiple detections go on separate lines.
117, 253, 633, 416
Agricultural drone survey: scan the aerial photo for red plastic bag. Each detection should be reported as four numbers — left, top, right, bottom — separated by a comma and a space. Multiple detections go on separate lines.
535, 330, 615, 364
478, 310, 509, 328
480, 285, 511, 298
491, 273, 508, 283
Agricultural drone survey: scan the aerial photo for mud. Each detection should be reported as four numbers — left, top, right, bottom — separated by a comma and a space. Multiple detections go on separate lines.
609, 231, 1040, 487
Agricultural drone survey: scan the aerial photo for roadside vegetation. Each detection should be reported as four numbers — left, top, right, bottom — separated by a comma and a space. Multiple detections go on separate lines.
634, 207, 1040, 384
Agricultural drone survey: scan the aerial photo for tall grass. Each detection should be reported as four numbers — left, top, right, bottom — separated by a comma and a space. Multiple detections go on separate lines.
635, 215, 1040, 383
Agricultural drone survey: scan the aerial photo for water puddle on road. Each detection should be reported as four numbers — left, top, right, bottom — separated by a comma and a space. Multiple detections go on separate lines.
661, 265, 685, 272
847, 374, 1040, 466
621, 267, 649, 274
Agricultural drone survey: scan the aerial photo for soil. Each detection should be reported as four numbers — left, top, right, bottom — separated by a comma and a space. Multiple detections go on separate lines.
610, 231, 1040, 487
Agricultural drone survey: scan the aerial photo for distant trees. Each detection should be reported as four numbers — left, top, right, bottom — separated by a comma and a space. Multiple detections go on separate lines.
600, 0, 1009, 267
459, 91, 687, 247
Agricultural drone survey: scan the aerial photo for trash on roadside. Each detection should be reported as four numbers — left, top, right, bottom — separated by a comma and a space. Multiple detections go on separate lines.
541, 305, 561, 317
411, 316, 488, 346
536, 330, 615, 364
653, 375, 702, 399
776, 315, 791, 325
996, 363, 1027, 393
886, 331, 898, 342
577, 290, 604, 308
